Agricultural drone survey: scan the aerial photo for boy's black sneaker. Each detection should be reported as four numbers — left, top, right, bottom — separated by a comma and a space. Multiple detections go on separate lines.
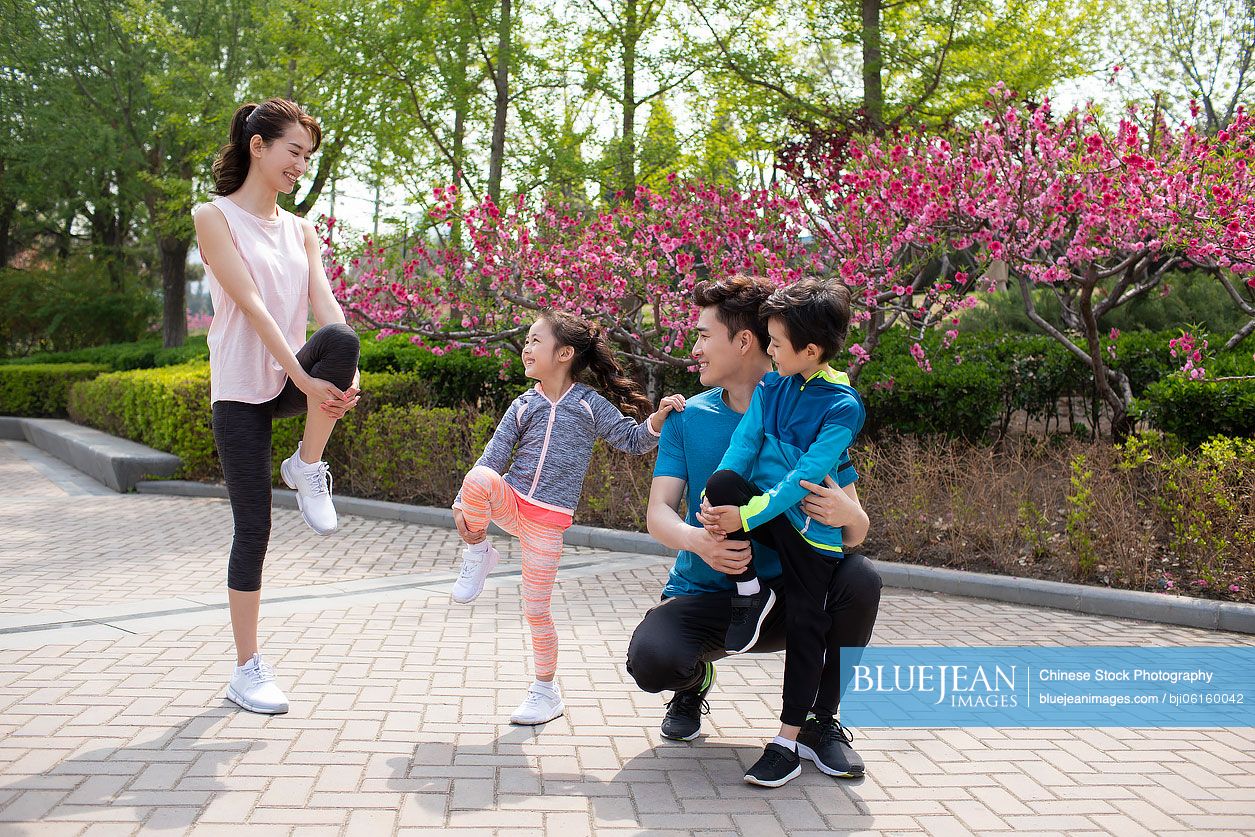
796, 715, 864, 777
744, 742, 802, 787
725, 587, 777, 654
660, 662, 715, 741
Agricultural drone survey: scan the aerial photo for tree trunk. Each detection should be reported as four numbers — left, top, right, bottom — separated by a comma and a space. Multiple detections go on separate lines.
161, 234, 190, 348
1078, 271, 1133, 437
449, 26, 471, 250
0, 197, 12, 268
487, 0, 512, 205
620, 0, 638, 196
91, 193, 127, 291
452, 103, 466, 250
861, 0, 884, 129
0, 158, 11, 268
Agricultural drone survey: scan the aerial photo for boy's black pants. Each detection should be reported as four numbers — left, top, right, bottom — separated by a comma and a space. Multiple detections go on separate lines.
705, 468, 843, 726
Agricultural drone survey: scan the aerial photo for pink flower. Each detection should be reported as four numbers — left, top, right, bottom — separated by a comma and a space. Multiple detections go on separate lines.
909, 342, 932, 372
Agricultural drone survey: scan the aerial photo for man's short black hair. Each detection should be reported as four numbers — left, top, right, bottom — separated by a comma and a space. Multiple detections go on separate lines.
759, 279, 853, 362
692, 274, 775, 352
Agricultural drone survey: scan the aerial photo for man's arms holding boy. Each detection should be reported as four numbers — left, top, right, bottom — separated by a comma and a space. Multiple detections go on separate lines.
647, 475, 869, 576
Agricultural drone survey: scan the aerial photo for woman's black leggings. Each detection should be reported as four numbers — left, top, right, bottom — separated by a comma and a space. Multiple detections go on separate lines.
211, 323, 360, 592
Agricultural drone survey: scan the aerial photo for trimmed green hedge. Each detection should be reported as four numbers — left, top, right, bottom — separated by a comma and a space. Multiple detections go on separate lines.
861, 360, 1003, 439
67, 363, 219, 475
32, 325, 1255, 442
856, 329, 1255, 439
66, 362, 439, 481
357, 335, 527, 411
0, 363, 108, 416
0, 335, 210, 371
1138, 378, 1255, 446
63, 361, 656, 528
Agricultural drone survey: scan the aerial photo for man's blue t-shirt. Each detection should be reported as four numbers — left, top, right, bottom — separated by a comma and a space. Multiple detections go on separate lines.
653, 386, 858, 598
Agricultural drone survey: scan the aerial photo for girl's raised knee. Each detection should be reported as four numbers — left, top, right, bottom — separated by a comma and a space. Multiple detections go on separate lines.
462, 466, 499, 495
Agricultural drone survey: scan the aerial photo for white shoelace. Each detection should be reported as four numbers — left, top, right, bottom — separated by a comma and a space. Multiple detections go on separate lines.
248, 658, 277, 686
303, 462, 332, 498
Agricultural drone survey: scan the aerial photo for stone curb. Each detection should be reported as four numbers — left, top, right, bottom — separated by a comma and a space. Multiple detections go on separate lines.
137, 478, 1255, 635
135, 480, 674, 557
1, 416, 180, 492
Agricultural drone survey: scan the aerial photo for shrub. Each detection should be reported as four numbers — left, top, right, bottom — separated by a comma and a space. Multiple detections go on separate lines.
856, 432, 1251, 601
333, 405, 493, 505
0, 335, 211, 371
69, 362, 309, 480
357, 335, 526, 411
1116, 432, 1255, 590
63, 358, 657, 528
67, 363, 219, 476
1138, 377, 1255, 445
0, 261, 159, 357
0, 363, 109, 417
860, 355, 1003, 439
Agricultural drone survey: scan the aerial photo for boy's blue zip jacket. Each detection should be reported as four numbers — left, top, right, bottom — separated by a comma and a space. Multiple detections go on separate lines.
715, 368, 865, 556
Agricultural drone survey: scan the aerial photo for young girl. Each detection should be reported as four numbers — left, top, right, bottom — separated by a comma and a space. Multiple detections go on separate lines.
451, 310, 685, 725
194, 98, 361, 714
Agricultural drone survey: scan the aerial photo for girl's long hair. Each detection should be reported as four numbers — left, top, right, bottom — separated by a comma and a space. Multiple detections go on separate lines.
540, 310, 653, 420
211, 98, 322, 196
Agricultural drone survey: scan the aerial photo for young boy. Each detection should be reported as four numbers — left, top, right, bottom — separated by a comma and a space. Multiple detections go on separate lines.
700, 277, 865, 787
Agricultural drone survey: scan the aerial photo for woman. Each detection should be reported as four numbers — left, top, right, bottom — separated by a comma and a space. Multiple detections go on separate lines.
194, 98, 361, 714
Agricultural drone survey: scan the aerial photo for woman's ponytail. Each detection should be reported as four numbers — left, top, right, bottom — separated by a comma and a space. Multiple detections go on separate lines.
210, 103, 259, 196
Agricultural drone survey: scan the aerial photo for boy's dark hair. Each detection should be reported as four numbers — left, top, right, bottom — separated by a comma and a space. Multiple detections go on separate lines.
692, 274, 775, 352
759, 279, 853, 362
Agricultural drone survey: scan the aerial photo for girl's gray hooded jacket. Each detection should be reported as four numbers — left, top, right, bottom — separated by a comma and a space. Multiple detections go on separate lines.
454, 382, 659, 516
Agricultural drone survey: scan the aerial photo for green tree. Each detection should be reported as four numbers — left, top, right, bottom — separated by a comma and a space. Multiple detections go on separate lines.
687, 0, 1108, 131
31, 0, 274, 346
1112, 0, 1254, 132
638, 98, 683, 189
575, 0, 696, 196
2, 1, 150, 284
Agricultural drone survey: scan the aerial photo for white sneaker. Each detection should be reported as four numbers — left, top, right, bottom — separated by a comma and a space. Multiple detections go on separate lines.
226, 653, 289, 714
451, 543, 500, 604
510, 682, 565, 725
280, 444, 337, 535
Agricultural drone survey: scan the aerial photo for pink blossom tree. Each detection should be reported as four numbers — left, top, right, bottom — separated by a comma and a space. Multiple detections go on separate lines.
333, 180, 821, 394
330, 89, 1255, 433
960, 89, 1255, 432
780, 86, 1254, 432
779, 120, 1003, 376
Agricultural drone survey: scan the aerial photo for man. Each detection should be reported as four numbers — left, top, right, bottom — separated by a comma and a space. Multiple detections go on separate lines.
625, 275, 882, 781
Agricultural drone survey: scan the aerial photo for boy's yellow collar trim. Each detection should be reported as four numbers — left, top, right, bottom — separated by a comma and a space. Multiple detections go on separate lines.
803, 367, 850, 386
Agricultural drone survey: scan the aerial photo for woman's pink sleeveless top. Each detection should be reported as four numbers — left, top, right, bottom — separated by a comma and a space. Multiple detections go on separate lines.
203, 196, 310, 404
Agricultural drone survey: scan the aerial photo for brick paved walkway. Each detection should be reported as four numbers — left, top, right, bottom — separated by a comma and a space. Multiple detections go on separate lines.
2, 439, 1253, 836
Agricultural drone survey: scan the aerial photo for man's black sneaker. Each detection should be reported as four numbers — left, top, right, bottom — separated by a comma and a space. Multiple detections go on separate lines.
744, 742, 802, 787
796, 715, 864, 777
660, 662, 715, 741
725, 587, 777, 654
